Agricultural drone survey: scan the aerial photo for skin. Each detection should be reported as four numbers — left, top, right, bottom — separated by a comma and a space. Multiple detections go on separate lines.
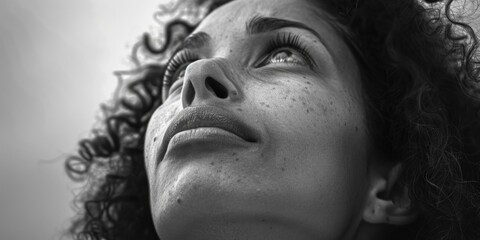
144, 0, 374, 239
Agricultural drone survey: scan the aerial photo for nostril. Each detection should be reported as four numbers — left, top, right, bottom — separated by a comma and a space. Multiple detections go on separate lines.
205, 77, 228, 99
184, 81, 195, 105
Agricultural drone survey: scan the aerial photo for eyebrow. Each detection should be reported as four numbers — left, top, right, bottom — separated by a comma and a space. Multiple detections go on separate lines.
246, 15, 332, 54
180, 15, 329, 53
246, 15, 320, 39
181, 31, 211, 50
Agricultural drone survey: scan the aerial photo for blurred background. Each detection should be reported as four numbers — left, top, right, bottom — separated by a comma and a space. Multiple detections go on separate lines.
0, 1, 478, 240
0, 0, 162, 239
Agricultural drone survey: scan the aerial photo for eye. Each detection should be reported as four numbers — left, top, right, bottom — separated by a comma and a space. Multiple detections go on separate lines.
162, 50, 198, 101
257, 32, 315, 68
266, 48, 308, 66
168, 67, 186, 95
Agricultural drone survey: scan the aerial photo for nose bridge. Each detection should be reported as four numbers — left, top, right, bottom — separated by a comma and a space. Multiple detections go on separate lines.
181, 57, 243, 108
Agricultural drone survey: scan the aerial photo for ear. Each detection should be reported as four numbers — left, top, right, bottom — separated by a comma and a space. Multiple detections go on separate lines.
362, 163, 418, 226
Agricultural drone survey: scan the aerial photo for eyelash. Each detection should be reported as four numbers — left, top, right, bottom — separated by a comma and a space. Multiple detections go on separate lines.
261, 32, 314, 67
162, 32, 313, 97
163, 50, 198, 88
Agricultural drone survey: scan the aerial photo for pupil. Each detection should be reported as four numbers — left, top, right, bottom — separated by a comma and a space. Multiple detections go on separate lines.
274, 51, 291, 61
176, 69, 186, 82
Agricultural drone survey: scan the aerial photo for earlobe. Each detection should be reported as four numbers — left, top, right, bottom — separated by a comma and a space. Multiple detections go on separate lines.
362, 163, 418, 226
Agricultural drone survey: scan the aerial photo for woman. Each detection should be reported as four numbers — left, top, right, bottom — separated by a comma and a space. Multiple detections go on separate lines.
65, 0, 480, 239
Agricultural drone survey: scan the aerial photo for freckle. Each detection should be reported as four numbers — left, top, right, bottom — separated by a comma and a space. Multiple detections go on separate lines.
344, 122, 347, 126
232, 152, 237, 156
306, 109, 310, 113
266, 104, 270, 108
330, 101, 333, 105
236, 108, 243, 112
261, 219, 266, 222
260, 102, 265, 106
302, 102, 306, 106
289, 105, 293, 108
229, 49, 233, 53
153, 137, 157, 142
355, 126, 358, 132
237, 179, 241, 183
210, 161, 215, 166
281, 167, 285, 172
302, 76, 306, 79
291, 98, 296, 102
177, 198, 182, 204
261, 153, 264, 158
272, 87, 276, 90
235, 158, 239, 161
304, 86, 308, 90
306, 81, 312, 85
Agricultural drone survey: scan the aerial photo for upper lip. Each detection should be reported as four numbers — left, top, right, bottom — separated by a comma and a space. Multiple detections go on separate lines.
157, 106, 259, 162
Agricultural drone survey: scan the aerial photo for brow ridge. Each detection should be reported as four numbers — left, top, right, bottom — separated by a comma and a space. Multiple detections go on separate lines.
181, 31, 211, 50
179, 15, 329, 55
246, 15, 318, 36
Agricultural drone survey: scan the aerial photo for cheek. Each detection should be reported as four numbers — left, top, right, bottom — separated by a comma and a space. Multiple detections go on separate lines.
252, 77, 351, 133
280, 80, 368, 228
248, 76, 369, 203
144, 99, 182, 177
248, 76, 367, 166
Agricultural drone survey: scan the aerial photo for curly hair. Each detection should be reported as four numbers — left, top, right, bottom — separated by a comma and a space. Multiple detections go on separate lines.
65, 0, 480, 239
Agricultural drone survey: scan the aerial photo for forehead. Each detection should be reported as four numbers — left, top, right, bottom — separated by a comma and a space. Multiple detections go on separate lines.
193, 0, 340, 60
197, 0, 326, 33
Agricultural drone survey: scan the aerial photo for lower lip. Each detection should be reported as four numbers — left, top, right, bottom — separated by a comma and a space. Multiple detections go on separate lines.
165, 127, 252, 155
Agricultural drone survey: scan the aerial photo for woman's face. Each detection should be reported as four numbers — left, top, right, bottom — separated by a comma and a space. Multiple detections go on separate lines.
145, 0, 371, 239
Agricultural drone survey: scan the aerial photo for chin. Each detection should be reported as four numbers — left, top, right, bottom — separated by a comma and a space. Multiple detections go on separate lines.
153, 207, 321, 240
150, 168, 339, 240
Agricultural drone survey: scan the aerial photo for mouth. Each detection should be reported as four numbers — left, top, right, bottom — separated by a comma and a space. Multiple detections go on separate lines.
157, 106, 259, 163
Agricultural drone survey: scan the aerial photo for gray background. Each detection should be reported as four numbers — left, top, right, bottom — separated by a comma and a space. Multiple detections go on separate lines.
0, 0, 161, 239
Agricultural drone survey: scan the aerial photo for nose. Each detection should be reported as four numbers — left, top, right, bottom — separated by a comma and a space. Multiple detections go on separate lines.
181, 58, 242, 108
